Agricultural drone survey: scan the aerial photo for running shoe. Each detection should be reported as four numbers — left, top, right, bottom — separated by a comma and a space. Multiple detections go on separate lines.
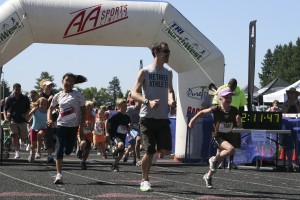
54, 173, 63, 184
111, 163, 119, 172
81, 161, 87, 170
47, 156, 55, 163
209, 156, 217, 173
35, 153, 41, 159
14, 152, 20, 159
227, 161, 237, 169
203, 173, 213, 189
28, 154, 34, 163
152, 153, 158, 164
123, 155, 128, 162
77, 149, 83, 159
136, 160, 142, 166
140, 180, 152, 192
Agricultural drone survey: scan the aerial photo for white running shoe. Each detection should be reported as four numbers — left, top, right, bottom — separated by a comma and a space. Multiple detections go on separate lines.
26, 144, 31, 152
14, 152, 20, 159
35, 153, 41, 159
136, 160, 142, 166
209, 156, 217, 173
140, 180, 152, 192
54, 173, 63, 184
203, 173, 213, 189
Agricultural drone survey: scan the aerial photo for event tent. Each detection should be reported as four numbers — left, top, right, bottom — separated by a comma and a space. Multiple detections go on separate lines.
263, 80, 300, 103
253, 77, 289, 104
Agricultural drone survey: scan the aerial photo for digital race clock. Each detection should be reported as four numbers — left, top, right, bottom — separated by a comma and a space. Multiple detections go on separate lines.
240, 111, 282, 130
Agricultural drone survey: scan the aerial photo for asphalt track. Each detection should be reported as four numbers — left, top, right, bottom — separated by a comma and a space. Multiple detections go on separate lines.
0, 150, 300, 200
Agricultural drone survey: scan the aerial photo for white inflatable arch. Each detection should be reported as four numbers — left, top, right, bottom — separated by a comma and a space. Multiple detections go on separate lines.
0, 0, 224, 160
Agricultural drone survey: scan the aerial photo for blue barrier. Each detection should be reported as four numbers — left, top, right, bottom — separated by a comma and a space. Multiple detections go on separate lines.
169, 116, 300, 164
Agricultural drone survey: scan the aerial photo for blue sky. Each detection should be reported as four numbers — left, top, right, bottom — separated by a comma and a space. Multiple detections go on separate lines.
0, 0, 299, 94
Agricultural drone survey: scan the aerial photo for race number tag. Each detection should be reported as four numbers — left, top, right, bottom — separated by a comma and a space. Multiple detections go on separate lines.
218, 122, 233, 133
83, 127, 90, 134
94, 123, 104, 135
60, 107, 76, 122
117, 125, 128, 134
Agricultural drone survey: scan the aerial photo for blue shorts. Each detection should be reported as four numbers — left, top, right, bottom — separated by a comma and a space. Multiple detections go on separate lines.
127, 129, 141, 145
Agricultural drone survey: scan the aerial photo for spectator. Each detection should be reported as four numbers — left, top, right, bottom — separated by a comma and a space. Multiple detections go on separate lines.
4, 83, 30, 159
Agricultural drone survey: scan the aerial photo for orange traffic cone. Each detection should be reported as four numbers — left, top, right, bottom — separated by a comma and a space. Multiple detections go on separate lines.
292, 148, 296, 161
279, 147, 285, 160
261, 146, 265, 157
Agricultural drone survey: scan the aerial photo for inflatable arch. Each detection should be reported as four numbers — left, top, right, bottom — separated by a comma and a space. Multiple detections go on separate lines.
0, 0, 224, 160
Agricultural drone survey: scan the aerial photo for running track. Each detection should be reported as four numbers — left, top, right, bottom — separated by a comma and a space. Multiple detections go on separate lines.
0, 150, 300, 200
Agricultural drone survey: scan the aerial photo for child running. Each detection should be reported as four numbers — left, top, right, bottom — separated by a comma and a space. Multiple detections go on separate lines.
77, 101, 95, 170
188, 87, 242, 189
105, 98, 131, 172
93, 105, 108, 159
47, 73, 87, 184
28, 97, 48, 162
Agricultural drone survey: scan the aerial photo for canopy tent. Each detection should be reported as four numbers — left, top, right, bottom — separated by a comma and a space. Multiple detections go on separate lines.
253, 77, 289, 104
243, 84, 259, 98
263, 80, 300, 103
0, 0, 224, 160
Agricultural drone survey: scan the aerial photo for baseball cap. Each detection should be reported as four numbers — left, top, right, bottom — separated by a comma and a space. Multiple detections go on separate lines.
218, 88, 234, 97
43, 81, 55, 86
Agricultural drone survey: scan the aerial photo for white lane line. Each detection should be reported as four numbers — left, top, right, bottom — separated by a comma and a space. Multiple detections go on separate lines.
231, 170, 300, 182
61, 171, 194, 200
39, 162, 194, 200
0, 171, 93, 200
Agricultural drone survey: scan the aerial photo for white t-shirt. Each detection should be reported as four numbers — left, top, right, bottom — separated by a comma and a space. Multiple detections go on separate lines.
51, 90, 85, 127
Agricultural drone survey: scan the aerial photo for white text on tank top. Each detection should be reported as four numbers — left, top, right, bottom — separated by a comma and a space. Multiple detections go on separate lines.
140, 65, 170, 119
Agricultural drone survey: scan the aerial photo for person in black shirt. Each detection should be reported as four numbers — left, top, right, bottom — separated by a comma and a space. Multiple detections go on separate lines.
4, 83, 30, 159
189, 87, 242, 188
105, 98, 131, 172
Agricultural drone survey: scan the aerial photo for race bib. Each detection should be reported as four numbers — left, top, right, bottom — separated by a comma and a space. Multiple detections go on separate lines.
94, 123, 104, 135
60, 107, 76, 122
218, 122, 233, 133
83, 127, 91, 134
117, 125, 128, 134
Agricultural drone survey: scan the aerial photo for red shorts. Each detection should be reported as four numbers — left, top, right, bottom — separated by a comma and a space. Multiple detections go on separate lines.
30, 129, 47, 142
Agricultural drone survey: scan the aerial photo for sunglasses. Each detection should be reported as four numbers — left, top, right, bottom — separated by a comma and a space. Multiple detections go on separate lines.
157, 49, 170, 54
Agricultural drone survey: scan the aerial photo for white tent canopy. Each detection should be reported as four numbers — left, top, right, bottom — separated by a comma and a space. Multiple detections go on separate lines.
263, 80, 300, 103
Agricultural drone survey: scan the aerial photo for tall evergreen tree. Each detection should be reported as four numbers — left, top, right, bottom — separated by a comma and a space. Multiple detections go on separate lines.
0, 80, 11, 99
258, 49, 274, 87
107, 76, 123, 106
34, 71, 55, 92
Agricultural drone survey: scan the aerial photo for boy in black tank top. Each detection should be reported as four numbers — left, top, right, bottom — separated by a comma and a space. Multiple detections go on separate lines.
188, 87, 242, 189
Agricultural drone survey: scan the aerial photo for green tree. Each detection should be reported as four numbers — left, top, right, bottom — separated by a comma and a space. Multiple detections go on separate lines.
259, 37, 300, 86
258, 49, 274, 87
107, 76, 123, 106
82, 87, 111, 107
0, 80, 11, 99
35, 71, 55, 92
291, 38, 300, 83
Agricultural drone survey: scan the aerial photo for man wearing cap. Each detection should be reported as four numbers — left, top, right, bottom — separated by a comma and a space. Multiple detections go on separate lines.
282, 87, 300, 113
188, 87, 242, 188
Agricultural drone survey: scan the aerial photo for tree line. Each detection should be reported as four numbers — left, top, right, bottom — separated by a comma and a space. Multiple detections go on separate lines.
0, 71, 130, 107
259, 37, 300, 87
